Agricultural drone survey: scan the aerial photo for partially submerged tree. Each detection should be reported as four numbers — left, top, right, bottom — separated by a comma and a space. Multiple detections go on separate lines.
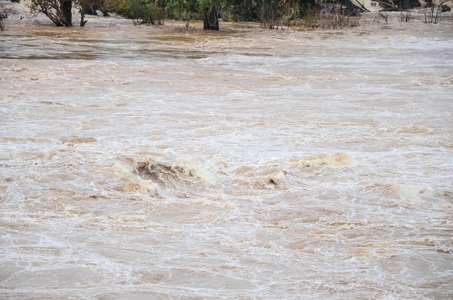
203, 3, 219, 30
424, 0, 448, 23
30, 0, 116, 27
30, 0, 73, 26
78, 0, 111, 26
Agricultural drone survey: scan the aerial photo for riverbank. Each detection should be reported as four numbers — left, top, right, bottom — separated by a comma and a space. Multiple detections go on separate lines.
1, 0, 452, 32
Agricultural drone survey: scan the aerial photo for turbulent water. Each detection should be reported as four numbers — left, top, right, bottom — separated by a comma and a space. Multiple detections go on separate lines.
1, 3, 453, 299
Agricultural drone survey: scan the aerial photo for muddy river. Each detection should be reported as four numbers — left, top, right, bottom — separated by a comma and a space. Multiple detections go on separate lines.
1, 3, 453, 299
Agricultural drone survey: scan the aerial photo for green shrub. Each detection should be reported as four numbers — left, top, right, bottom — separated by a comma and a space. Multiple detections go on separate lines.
114, 0, 165, 24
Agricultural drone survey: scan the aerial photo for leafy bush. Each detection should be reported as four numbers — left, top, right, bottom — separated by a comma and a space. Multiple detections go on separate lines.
114, 0, 165, 24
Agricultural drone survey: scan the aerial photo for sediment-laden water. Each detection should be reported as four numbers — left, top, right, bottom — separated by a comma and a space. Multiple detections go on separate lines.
1, 3, 453, 299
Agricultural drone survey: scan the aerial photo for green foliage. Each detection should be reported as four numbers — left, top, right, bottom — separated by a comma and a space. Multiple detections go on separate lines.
29, 0, 363, 29
110, 0, 212, 22
163, 0, 202, 20
113, 0, 165, 24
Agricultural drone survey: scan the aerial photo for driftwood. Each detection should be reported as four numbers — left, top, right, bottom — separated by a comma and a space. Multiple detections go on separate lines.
0, 13, 7, 31
204, 4, 219, 30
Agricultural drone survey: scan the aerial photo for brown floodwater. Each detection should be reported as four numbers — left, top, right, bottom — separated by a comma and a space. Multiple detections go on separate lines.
1, 3, 453, 299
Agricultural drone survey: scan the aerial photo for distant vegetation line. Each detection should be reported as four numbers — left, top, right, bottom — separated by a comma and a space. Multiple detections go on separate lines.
2, 0, 450, 28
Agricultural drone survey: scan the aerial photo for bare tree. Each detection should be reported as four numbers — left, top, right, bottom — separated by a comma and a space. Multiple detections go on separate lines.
400, 10, 411, 22
424, 0, 447, 23
379, 10, 388, 24
76, 0, 101, 27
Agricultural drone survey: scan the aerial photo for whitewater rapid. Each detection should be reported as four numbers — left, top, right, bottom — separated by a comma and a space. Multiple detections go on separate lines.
1, 5, 453, 299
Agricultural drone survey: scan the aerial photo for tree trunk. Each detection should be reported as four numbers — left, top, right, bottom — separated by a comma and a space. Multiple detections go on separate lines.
80, 5, 87, 27
203, 4, 219, 30
61, 0, 72, 26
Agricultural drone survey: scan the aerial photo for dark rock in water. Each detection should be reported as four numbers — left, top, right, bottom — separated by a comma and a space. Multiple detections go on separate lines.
204, 4, 219, 31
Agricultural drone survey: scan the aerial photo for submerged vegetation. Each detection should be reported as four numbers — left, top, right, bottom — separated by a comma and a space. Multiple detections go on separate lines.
24, 0, 365, 28
3, 0, 451, 28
